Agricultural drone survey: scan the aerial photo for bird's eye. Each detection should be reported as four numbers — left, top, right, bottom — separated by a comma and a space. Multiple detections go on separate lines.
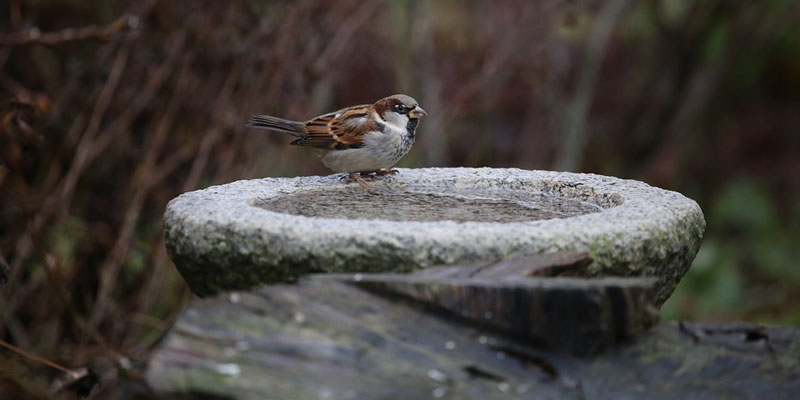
395, 104, 408, 113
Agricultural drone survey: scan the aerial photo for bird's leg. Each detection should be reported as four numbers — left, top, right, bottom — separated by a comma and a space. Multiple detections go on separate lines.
342, 172, 372, 186
375, 169, 399, 176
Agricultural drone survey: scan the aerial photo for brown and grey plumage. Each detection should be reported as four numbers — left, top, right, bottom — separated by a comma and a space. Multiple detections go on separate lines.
247, 94, 427, 185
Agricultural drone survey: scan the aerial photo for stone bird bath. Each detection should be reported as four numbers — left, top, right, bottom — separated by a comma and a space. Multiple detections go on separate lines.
163, 167, 705, 305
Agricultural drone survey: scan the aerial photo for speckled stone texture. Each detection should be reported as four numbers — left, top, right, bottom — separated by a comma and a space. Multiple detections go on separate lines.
163, 168, 705, 304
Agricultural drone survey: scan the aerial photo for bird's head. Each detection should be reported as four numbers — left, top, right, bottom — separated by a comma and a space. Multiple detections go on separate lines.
371, 94, 427, 130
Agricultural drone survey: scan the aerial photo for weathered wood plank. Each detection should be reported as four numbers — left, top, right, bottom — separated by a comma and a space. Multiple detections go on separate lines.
333, 274, 658, 355
317, 252, 657, 355
409, 252, 595, 280
146, 277, 800, 400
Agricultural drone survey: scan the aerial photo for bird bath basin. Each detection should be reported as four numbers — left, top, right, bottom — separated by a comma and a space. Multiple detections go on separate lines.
164, 167, 704, 305
255, 184, 613, 222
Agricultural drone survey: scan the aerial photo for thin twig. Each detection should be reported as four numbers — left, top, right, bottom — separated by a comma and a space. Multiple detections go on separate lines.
0, 338, 71, 373
0, 252, 9, 284
0, 15, 139, 46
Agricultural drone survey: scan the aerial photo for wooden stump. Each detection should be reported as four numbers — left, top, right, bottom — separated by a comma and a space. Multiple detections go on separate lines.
146, 254, 799, 399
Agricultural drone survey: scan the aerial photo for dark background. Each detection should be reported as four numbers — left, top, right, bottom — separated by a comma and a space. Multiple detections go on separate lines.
1, 0, 799, 397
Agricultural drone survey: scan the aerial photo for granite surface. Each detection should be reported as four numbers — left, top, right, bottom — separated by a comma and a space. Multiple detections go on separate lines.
163, 168, 705, 304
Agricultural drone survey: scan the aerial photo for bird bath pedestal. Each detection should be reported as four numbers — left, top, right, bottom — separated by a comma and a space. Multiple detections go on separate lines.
163, 167, 705, 305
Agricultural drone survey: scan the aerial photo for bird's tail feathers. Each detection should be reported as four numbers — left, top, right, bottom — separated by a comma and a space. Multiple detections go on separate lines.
246, 115, 305, 137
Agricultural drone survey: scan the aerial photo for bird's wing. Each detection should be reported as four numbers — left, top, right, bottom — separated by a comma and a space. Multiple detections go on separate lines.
291, 105, 384, 150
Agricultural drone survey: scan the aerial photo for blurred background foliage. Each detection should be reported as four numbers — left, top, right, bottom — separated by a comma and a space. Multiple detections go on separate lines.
0, 0, 798, 397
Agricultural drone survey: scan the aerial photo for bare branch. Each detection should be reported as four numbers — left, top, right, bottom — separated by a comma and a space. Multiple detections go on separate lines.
0, 14, 139, 46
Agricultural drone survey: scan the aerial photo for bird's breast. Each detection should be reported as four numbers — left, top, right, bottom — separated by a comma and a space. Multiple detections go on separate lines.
366, 125, 414, 161
317, 127, 414, 173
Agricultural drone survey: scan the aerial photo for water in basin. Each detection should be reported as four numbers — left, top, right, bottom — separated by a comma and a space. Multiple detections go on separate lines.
255, 186, 615, 223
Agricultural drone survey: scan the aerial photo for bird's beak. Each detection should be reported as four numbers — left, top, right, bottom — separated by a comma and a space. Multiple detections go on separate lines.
409, 106, 427, 119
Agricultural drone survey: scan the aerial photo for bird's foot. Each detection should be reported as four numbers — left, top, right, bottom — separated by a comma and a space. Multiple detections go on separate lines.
374, 169, 399, 176
342, 172, 372, 187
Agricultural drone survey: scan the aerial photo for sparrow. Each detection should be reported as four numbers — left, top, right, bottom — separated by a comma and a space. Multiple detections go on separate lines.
247, 94, 426, 185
